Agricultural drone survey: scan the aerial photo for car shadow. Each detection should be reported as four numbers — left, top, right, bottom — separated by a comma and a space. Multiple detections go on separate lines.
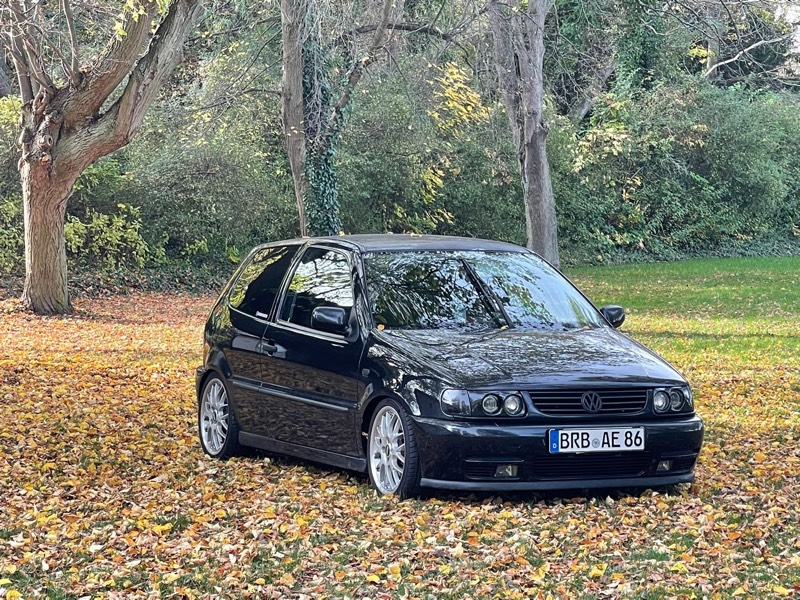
242, 448, 691, 504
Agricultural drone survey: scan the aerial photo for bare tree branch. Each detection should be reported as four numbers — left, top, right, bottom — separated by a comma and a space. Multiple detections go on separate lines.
703, 32, 794, 78
8, 0, 53, 94
321, 0, 395, 152
6, 28, 33, 102
344, 22, 457, 41
61, 2, 159, 130
61, 0, 80, 85
59, 0, 205, 173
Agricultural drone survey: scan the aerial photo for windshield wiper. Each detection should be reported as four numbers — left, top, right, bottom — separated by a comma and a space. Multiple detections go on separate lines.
460, 258, 512, 329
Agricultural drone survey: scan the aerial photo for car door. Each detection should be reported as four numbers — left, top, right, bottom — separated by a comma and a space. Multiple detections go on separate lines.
259, 245, 363, 456
224, 244, 299, 432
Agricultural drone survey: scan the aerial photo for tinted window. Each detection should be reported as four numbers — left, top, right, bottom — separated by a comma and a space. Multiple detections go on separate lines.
364, 251, 604, 331
466, 252, 604, 329
364, 252, 496, 331
279, 248, 354, 329
229, 245, 299, 318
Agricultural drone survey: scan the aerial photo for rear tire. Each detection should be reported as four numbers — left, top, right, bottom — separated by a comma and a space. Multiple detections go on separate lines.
199, 375, 242, 459
367, 399, 420, 498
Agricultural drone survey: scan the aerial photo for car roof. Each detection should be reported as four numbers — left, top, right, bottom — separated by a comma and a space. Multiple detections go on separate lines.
263, 234, 528, 253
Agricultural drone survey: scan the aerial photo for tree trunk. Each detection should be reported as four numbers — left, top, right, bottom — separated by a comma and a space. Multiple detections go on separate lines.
21, 172, 74, 314
488, 0, 560, 268
7, 0, 204, 315
521, 125, 559, 266
281, 0, 308, 236
18, 91, 76, 314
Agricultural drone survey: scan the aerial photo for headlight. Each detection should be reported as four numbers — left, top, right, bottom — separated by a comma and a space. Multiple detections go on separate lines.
653, 386, 693, 413
481, 394, 502, 415
653, 390, 669, 412
440, 389, 471, 416
503, 393, 524, 416
440, 390, 526, 417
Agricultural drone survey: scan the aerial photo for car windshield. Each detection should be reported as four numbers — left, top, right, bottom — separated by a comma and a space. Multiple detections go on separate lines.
364, 250, 605, 331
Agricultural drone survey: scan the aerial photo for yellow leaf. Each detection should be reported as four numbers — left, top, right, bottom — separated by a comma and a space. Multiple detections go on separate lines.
532, 563, 550, 581
589, 564, 607, 578
439, 565, 452, 575
389, 565, 401, 575
670, 562, 688, 573
0, 581, 10, 587
773, 586, 790, 596
732, 588, 746, 596
365, 574, 380, 583
334, 571, 346, 581
6, 592, 22, 600
254, 578, 265, 585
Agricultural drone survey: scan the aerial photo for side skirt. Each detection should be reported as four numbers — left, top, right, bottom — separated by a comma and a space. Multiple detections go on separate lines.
240, 432, 367, 473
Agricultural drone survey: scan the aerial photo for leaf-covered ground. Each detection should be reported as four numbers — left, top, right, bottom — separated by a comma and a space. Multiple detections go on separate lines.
1, 256, 799, 599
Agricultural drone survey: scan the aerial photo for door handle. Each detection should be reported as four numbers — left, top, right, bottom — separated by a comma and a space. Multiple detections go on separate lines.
258, 340, 278, 355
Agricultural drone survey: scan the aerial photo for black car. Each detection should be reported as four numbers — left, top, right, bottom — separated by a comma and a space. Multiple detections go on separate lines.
197, 235, 704, 497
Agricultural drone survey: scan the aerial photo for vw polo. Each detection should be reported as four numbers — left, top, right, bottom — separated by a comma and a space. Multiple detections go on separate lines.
197, 235, 704, 497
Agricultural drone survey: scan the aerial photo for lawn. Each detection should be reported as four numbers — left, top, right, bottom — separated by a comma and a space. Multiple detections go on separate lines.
1, 256, 798, 599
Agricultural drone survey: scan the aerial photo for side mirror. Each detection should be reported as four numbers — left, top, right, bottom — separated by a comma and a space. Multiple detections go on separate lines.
311, 306, 350, 335
600, 305, 626, 329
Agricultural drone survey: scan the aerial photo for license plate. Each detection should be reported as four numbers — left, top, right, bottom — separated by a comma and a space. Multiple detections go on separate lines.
549, 428, 645, 453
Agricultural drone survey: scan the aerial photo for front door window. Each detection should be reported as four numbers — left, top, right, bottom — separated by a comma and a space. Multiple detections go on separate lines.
279, 247, 354, 330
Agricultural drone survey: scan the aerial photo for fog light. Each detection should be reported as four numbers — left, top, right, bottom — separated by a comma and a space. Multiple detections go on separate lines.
656, 460, 673, 472
494, 464, 518, 478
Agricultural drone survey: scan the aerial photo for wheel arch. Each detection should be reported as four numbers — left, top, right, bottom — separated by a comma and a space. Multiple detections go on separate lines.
360, 395, 389, 457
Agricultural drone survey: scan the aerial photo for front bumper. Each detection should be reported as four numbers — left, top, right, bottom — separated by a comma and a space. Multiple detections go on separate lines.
411, 415, 704, 491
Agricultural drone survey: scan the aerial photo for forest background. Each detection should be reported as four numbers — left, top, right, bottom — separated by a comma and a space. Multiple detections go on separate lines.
0, 0, 799, 293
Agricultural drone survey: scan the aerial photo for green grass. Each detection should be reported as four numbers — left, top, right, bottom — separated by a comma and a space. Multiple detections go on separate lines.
568, 255, 800, 318
569, 256, 800, 366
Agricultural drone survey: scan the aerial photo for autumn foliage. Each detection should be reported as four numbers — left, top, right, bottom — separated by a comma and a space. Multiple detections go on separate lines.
0, 261, 799, 597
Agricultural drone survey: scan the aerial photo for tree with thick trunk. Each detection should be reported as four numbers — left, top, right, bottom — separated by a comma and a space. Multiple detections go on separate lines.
280, 0, 308, 237
280, 0, 397, 237
1, 0, 204, 314
488, 0, 560, 267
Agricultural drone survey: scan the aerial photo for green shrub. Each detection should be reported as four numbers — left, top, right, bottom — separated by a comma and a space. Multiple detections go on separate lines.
0, 196, 23, 274
65, 204, 155, 271
120, 103, 297, 261
554, 78, 800, 261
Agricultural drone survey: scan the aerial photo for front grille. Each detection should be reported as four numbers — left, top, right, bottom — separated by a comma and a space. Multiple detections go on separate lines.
528, 388, 649, 416
529, 452, 653, 480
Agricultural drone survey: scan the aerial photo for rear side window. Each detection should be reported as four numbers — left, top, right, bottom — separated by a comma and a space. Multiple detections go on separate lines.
229, 245, 299, 318
279, 247, 354, 329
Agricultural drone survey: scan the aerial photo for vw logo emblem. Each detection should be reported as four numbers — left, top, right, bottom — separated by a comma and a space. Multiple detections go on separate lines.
581, 391, 603, 413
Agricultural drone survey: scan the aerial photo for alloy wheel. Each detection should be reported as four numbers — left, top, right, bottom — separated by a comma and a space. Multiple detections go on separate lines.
369, 405, 407, 494
200, 378, 229, 455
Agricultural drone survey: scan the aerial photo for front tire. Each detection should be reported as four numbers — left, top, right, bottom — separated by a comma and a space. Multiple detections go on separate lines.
367, 399, 420, 498
199, 375, 242, 459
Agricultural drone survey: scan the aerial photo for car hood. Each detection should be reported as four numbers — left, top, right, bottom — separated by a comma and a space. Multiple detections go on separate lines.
378, 326, 684, 389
